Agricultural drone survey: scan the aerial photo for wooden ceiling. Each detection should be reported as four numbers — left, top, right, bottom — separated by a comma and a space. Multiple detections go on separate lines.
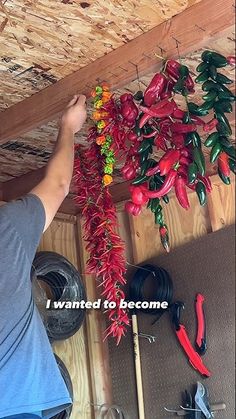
0, 0, 201, 111
0, 0, 235, 200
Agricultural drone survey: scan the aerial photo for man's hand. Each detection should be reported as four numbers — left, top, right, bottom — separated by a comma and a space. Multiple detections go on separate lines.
60, 94, 87, 134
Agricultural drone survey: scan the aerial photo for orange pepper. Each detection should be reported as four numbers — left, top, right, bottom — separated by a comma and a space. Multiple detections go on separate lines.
102, 91, 112, 102
103, 174, 113, 186
101, 83, 110, 92
96, 135, 106, 145
91, 90, 97, 97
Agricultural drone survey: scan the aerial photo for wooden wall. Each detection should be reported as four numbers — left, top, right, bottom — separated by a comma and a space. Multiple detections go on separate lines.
37, 174, 235, 418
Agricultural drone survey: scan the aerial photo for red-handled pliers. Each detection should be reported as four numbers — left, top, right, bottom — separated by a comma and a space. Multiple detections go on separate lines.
171, 301, 211, 377
195, 293, 207, 355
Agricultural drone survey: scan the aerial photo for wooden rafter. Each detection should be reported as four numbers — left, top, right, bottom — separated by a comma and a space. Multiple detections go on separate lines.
0, 0, 234, 143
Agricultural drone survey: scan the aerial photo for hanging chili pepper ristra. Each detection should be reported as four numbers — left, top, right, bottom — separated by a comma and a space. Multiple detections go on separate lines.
73, 52, 235, 342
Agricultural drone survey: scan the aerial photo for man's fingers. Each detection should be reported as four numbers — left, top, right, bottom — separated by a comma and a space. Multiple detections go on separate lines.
67, 95, 78, 108
75, 94, 87, 107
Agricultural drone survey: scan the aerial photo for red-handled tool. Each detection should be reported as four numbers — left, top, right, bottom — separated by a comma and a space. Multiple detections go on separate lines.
195, 293, 207, 355
171, 302, 211, 378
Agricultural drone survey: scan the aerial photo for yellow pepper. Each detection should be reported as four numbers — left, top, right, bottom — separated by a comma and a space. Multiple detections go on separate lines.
103, 174, 113, 186
94, 99, 103, 109
97, 120, 106, 129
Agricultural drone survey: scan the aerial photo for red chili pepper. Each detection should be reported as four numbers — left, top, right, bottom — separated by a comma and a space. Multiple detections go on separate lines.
198, 175, 212, 193
146, 164, 160, 177
140, 99, 174, 117
173, 108, 186, 119
139, 113, 152, 128
175, 176, 190, 209
144, 169, 177, 198
159, 149, 180, 175
218, 152, 230, 177
227, 56, 236, 65
171, 133, 185, 148
120, 93, 133, 103
181, 147, 191, 157
179, 155, 191, 166
171, 122, 197, 134
144, 73, 167, 106
143, 130, 159, 138
160, 91, 172, 99
130, 186, 149, 205
177, 166, 188, 178
166, 60, 180, 80
203, 118, 218, 132
154, 134, 168, 151
121, 165, 136, 180
190, 115, 205, 126
128, 131, 138, 142
125, 201, 142, 216
121, 98, 139, 122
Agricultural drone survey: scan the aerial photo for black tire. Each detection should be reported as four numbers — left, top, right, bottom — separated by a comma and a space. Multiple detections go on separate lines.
52, 354, 73, 419
32, 251, 86, 341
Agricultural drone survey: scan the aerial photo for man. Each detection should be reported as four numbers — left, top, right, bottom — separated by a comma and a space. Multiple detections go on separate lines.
0, 95, 87, 418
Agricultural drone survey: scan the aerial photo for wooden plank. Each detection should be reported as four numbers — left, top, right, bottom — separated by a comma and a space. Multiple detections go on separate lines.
76, 215, 113, 414
129, 189, 212, 264
0, 0, 234, 142
207, 175, 235, 232
38, 220, 93, 419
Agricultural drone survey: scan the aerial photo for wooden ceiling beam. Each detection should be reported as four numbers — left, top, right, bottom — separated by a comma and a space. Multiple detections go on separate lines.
0, 0, 234, 143
0, 169, 130, 215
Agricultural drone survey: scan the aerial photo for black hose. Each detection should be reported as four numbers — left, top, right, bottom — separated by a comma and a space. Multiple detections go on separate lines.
129, 264, 173, 321
52, 354, 73, 419
31, 251, 86, 341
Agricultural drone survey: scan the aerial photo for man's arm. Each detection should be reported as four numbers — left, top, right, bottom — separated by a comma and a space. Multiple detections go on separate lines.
31, 95, 87, 232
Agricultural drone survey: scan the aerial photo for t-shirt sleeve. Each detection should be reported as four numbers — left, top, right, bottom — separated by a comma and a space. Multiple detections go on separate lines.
0, 194, 46, 262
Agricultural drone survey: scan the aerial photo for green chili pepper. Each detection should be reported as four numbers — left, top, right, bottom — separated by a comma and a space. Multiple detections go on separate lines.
155, 211, 163, 225
138, 138, 153, 154
196, 61, 209, 72
185, 133, 193, 146
188, 162, 198, 184
220, 84, 236, 97
201, 50, 213, 63
229, 158, 236, 174
173, 78, 185, 94
210, 142, 222, 163
140, 149, 150, 163
141, 159, 156, 176
216, 73, 233, 85
218, 168, 231, 185
202, 90, 218, 102
179, 65, 189, 79
183, 112, 191, 124
162, 194, 169, 204
223, 146, 236, 160
214, 100, 233, 113
151, 199, 161, 213
218, 91, 236, 101
195, 71, 209, 83
210, 52, 227, 68
216, 112, 232, 136
209, 64, 217, 80
154, 173, 165, 185
132, 174, 149, 185
197, 100, 215, 112
219, 136, 232, 148
187, 132, 202, 148
187, 102, 209, 116
202, 80, 223, 92
133, 90, 144, 101
193, 147, 206, 176
204, 132, 220, 147
196, 181, 207, 206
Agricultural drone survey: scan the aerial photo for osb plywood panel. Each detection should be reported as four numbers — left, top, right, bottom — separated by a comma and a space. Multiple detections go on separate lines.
38, 219, 93, 419
0, 30, 235, 182
0, 0, 201, 110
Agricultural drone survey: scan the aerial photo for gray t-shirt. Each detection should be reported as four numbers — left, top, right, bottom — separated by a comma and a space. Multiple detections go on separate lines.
0, 195, 71, 418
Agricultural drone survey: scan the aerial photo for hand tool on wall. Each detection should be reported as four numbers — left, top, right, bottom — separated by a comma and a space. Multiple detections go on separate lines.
171, 302, 210, 377
164, 382, 226, 417
195, 294, 207, 355
129, 264, 211, 377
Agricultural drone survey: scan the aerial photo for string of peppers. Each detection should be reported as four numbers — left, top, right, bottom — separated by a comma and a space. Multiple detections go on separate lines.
120, 50, 235, 251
